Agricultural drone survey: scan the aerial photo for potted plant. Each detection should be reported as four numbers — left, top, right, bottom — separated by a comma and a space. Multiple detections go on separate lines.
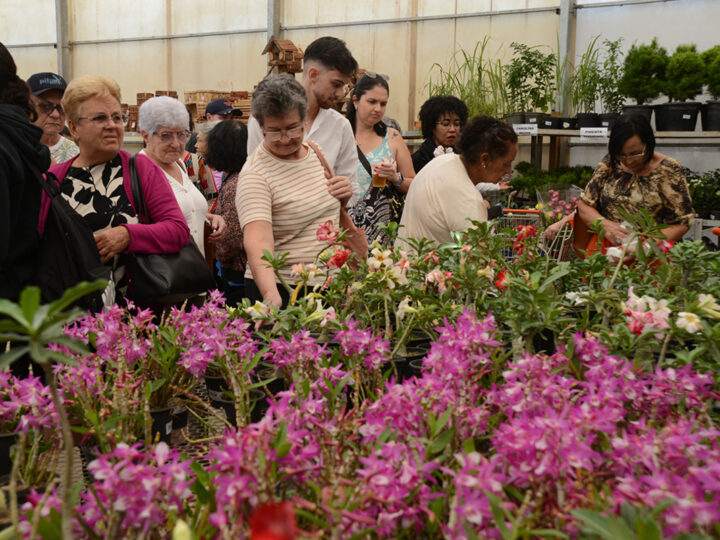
655, 44, 705, 131
504, 42, 556, 125
598, 38, 625, 129
618, 38, 667, 122
701, 45, 720, 131
570, 36, 602, 128
543, 43, 573, 130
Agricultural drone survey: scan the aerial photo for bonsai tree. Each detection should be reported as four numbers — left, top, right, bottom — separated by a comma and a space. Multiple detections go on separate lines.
504, 42, 556, 113
598, 38, 625, 113
618, 38, 667, 105
663, 44, 705, 102
570, 36, 602, 114
702, 45, 720, 100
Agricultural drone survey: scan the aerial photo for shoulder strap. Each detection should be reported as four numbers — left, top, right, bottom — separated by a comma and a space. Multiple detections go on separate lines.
306, 140, 334, 178
129, 155, 148, 224
356, 145, 372, 177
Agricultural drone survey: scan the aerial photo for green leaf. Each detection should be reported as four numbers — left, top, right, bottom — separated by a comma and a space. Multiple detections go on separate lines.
149, 378, 167, 394
430, 428, 455, 454
19, 287, 41, 326
46, 279, 107, 318
523, 529, 569, 538
0, 299, 28, 325
486, 491, 511, 540
0, 345, 30, 370
434, 409, 452, 437
571, 509, 634, 540
462, 438, 476, 454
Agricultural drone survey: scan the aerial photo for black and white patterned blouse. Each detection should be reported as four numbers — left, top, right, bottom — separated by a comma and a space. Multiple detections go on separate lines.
61, 155, 138, 296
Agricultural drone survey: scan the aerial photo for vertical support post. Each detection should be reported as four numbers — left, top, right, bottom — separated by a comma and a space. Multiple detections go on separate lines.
267, 0, 281, 41
407, 0, 419, 131
55, 0, 71, 79
166, 0, 173, 93
557, 0, 575, 167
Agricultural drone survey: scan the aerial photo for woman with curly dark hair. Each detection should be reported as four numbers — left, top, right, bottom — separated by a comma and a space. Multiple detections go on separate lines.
203, 119, 249, 305
411, 95, 469, 173
0, 42, 51, 301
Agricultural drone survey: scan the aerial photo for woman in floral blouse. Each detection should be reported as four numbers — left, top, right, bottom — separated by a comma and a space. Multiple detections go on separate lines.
576, 114, 694, 254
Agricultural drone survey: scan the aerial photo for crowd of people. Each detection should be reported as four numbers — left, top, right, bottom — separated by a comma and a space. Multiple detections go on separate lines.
0, 35, 695, 314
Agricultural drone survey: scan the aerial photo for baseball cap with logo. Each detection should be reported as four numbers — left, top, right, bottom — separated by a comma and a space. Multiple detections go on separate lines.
205, 98, 241, 117
26, 72, 68, 96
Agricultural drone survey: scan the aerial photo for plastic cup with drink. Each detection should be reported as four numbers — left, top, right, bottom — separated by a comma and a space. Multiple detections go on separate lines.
372, 158, 395, 189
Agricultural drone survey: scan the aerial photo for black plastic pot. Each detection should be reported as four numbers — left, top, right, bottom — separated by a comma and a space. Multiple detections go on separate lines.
204, 375, 229, 406
654, 102, 700, 131
150, 407, 173, 444
0, 432, 17, 478
559, 117, 577, 130
216, 389, 267, 427
407, 359, 425, 379
525, 112, 546, 125
532, 328, 556, 355
576, 113, 601, 128
542, 116, 562, 129
171, 404, 189, 431
599, 112, 620, 129
701, 101, 720, 131
391, 347, 429, 381
622, 105, 653, 122
504, 112, 526, 125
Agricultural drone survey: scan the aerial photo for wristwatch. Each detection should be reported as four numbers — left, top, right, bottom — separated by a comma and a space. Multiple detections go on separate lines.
391, 172, 404, 187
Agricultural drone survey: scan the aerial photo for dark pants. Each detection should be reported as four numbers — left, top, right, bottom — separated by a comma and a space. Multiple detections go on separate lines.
244, 277, 292, 309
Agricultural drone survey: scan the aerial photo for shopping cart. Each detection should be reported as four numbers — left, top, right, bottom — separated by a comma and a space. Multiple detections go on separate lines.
494, 208, 574, 262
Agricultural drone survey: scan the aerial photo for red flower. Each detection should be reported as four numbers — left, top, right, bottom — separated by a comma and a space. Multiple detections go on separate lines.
316, 220, 340, 244
250, 502, 297, 540
494, 270, 508, 290
328, 248, 351, 269
658, 239, 674, 253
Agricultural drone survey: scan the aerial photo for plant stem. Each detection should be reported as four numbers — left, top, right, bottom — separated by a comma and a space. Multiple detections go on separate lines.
657, 332, 672, 366
9, 431, 25, 536
45, 366, 74, 540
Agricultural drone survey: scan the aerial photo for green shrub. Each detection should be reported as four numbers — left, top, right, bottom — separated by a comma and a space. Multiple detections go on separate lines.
618, 38, 667, 105
702, 46, 720, 100
663, 44, 705, 102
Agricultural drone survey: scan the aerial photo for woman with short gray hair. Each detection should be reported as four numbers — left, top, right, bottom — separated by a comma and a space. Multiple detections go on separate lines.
236, 74, 353, 308
139, 96, 226, 255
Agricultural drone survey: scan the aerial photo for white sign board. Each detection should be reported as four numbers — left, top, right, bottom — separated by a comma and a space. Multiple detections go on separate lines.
580, 127, 608, 142
513, 124, 538, 136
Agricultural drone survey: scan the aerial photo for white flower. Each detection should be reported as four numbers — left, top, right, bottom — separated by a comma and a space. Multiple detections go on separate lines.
245, 301, 272, 320
395, 296, 416, 323
698, 293, 720, 319
565, 291, 587, 305
605, 246, 624, 262
676, 312, 702, 334
367, 247, 392, 271
432, 145, 454, 158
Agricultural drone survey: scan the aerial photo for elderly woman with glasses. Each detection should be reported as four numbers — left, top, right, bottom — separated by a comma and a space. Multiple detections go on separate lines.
346, 72, 415, 246
139, 96, 226, 255
237, 73, 354, 308
40, 76, 190, 301
575, 114, 694, 255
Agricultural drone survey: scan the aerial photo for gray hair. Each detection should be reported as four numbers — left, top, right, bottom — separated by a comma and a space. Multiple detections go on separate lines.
196, 119, 221, 135
138, 96, 189, 136
251, 73, 307, 126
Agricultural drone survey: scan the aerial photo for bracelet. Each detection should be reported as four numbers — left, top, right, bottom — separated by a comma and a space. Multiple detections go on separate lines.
391, 172, 403, 186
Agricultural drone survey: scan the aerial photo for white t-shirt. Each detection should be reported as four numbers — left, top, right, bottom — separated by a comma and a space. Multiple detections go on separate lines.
247, 108, 361, 207
140, 150, 208, 252
397, 153, 487, 246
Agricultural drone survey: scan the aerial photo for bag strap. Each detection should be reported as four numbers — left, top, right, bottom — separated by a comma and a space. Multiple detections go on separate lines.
356, 145, 372, 177
306, 140, 334, 178
129, 155, 149, 224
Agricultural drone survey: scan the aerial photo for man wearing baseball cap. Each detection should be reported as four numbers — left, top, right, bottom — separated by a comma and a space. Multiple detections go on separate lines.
26, 72, 79, 164
185, 98, 242, 152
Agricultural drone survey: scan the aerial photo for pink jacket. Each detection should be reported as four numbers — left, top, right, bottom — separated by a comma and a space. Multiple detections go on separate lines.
39, 149, 190, 253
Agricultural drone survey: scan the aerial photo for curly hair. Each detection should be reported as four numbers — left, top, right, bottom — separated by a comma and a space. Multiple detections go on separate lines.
455, 115, 518, 165
418, 95, 468, 140
346, 73, 389, 137
62, 75, 121, 123
203, 119, 248, 175
0, 42, 36, 121
251, 73, 308, 126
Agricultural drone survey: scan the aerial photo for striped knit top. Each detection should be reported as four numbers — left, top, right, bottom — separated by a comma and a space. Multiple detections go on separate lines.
236, 141, 340, 283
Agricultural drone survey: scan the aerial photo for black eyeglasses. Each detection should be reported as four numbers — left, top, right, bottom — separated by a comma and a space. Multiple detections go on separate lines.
37, 102, 64, 115
364, 71, 390, 82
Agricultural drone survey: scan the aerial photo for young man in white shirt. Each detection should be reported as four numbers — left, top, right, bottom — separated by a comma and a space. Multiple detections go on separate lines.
247, 36, 362, 207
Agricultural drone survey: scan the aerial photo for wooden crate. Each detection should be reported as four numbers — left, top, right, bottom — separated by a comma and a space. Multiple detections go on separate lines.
155, 90, 178, 98
184, 90, 226, 104
126, 105, 139, 132
230, 91, 249, 100
136, 92, 153, 106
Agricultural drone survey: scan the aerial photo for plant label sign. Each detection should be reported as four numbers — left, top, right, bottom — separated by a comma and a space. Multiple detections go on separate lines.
513, 124, 539, 136
580, 127, 608, 141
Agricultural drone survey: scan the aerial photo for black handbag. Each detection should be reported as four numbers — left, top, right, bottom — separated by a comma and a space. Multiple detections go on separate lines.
126, 155, 215, 304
